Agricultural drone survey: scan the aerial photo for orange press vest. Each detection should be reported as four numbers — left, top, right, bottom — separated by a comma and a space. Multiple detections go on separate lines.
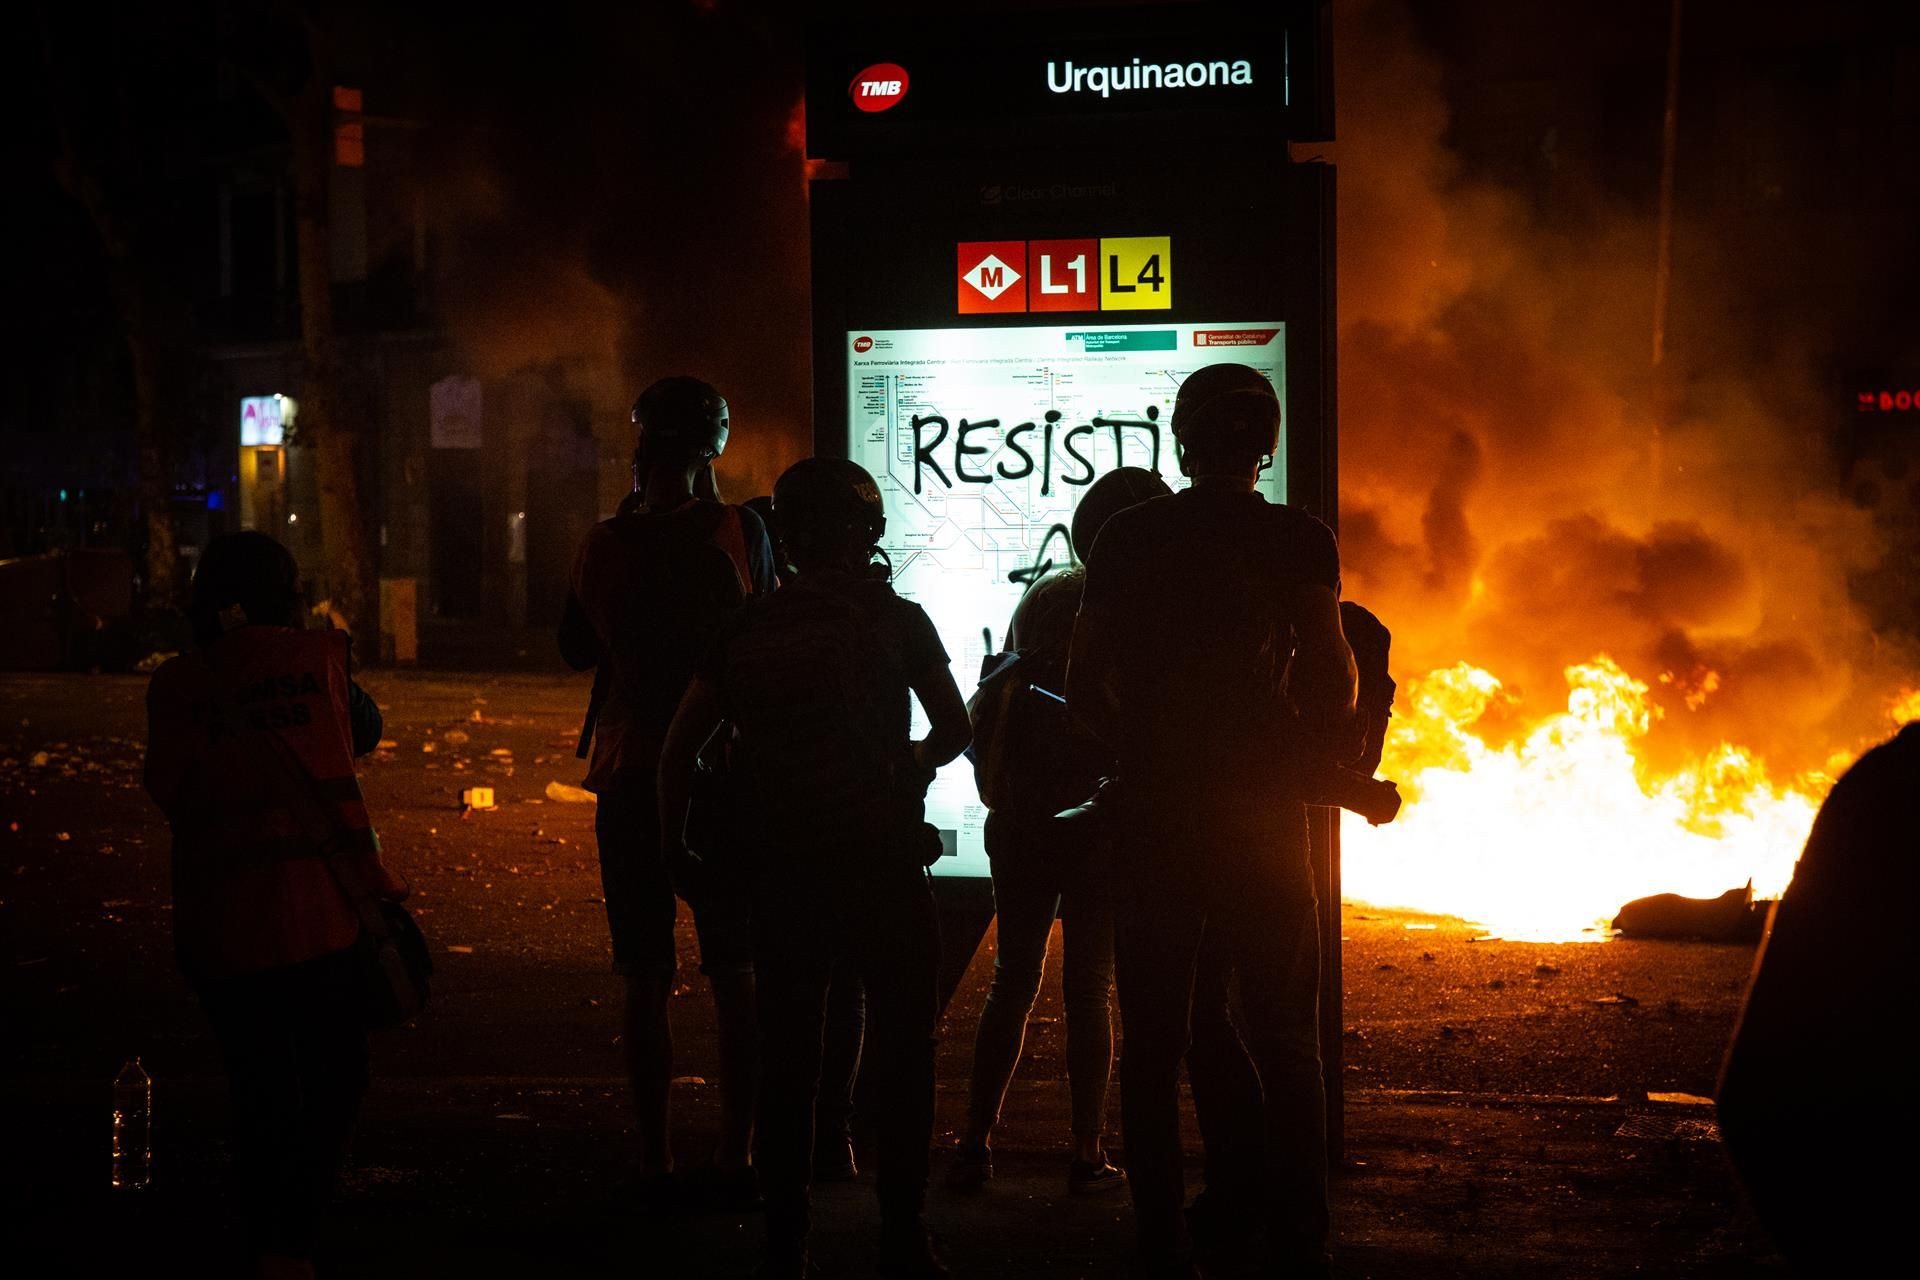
147, 627, 390, 980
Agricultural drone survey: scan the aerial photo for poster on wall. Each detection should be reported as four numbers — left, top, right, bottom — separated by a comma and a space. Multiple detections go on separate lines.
430, 376, 484, 450
844, 320, 1286, 876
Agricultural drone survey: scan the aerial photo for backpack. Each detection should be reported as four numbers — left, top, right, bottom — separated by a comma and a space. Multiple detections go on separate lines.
965, 647, 1106, 819
722, 577, 923, 856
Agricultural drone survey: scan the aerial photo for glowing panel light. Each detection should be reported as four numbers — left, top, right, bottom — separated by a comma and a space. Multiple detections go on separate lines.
240, 395, 296, 446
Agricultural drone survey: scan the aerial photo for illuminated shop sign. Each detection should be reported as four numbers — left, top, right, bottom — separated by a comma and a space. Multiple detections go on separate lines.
1855, 387, 1918, 413
957, 237, 1171, 314
239, 394, 295, 446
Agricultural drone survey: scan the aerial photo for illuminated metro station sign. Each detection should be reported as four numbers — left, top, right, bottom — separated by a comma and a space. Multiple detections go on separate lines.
1044, 56, 1254, 98
958, 237, 1171, 314
849, 62, 908, 112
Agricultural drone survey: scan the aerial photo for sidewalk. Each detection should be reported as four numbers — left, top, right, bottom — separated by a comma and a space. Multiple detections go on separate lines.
5, 1075, 1781, 1279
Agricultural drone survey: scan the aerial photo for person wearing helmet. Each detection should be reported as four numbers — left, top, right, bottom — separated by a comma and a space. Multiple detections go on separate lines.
1067, 363, 1356, 1279
946, 466, 1170, 1198
658, 458, 971, 1280
557, 376, 775, 1206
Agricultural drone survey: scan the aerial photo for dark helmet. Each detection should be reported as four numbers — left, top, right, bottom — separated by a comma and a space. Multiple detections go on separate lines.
1071, 466, 1171, 562
189, 530, 301, 648
1170, 363, 1280, 473
772, 458, 887, 561
631, 376, 729, 464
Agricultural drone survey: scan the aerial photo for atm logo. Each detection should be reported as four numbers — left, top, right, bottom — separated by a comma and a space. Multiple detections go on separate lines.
957, 237, 1171, 314
849, 63, 909, 112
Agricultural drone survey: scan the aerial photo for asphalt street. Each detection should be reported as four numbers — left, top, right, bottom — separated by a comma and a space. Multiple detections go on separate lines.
1, 672, 1781, 1278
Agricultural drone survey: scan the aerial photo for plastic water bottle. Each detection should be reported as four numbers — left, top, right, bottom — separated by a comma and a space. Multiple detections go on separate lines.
111, 1057, 151, 1190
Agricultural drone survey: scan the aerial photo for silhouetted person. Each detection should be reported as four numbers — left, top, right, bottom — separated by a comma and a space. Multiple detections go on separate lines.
559, 377, 774, 1202
659, 459, 970, 1279
949, 467, 1170, 1196
145, 532, 402, 1280
1185, 601, 1399, 1258
1717, 721, 1919, 1274
1069, 363, 1356, 1279
743, 490, 868, 1185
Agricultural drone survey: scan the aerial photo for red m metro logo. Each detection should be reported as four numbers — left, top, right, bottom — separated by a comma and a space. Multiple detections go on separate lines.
957, 241, 1028, 314
849, 63, 909, 113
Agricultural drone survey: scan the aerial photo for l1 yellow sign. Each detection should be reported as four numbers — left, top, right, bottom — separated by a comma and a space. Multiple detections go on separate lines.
1099, 236, 1172, 311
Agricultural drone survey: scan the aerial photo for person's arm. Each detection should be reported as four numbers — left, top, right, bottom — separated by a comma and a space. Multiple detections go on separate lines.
143, 664, 195, 818
657, 677, 725, 854
557, 530, 601, 672
908, 663, 972, 773
1065, 541, 1128, 748
737, 506, 778, 598
346, 677, 384, 757
1287, 582, 1358, 728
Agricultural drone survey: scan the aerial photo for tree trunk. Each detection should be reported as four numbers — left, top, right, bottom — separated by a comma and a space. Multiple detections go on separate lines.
291, 69, 375, 645
120, 280, 180, 609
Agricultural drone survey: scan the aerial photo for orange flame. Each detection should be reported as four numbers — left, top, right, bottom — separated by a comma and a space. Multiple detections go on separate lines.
1341, 657, 1831, 942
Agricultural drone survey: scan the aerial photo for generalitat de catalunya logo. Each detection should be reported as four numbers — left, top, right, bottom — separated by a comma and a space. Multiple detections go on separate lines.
849, 63, 909, 112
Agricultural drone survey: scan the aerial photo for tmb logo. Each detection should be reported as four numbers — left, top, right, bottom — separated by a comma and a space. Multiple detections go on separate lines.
853, 336, 874, 353
849, 63, 909, 113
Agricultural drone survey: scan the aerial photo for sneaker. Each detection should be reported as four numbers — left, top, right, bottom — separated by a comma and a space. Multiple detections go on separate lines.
942, 1143, 992, 1191
1067, 1154, 1126, 1195
813, 1138, 859, 1183
878, 1221, 950, 1279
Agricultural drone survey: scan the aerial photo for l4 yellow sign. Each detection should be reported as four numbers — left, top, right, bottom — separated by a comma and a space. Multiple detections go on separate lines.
1099, 236, 1172, 311
955, 236, 1172, 314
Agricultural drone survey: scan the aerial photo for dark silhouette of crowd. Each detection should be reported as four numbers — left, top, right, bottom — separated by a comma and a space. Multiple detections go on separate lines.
150, 360, 1920, 1279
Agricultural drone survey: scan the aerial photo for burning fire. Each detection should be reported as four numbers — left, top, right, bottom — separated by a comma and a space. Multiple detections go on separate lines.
1341, 656, 1835, 942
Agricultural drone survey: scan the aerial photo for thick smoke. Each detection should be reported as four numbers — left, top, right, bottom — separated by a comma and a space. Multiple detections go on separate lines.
405, 1, 812, 508
1334, 0, 1916, 780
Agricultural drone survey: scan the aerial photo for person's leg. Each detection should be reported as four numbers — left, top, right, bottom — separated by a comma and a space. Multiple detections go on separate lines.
752, 879, 837, 1266
1186, 923, 1265, 1221
1058, 858, 1116, 1168
841, 861, 942, 1261
814, 959, 865, 1179
1112, 836, 1206, 1264
595, 788, 681, 1177
959, 829, 1059, 1155
685, 875, 760, 1174
1222, 874, 1328, 1264
286, 949, 371, 1262
202, 971, 307, 1266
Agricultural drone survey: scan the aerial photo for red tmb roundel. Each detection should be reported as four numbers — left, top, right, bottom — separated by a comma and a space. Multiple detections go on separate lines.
849, 63, 909, 113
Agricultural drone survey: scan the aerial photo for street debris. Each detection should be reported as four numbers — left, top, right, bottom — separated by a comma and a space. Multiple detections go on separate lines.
445, 945, 475, 954
1612, 884, 1768, 943
544, 781, 593, 803
1535, 964, 1561, 977
1592, 993, 1641, 1007
444, 730, 471, 745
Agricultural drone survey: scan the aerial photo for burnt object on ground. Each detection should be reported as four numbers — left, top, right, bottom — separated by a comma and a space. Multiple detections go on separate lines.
1611, 884, 1770, 942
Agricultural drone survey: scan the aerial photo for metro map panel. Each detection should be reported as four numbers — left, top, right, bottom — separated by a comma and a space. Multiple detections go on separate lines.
844, 320, 1287, 876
